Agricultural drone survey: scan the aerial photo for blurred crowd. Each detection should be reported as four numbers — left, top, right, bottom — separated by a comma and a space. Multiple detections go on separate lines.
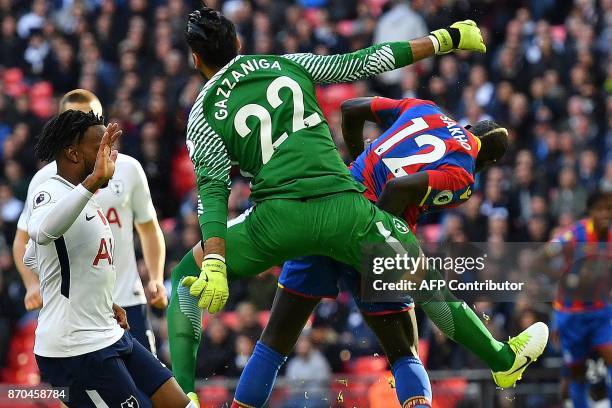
0, 0, 610, 401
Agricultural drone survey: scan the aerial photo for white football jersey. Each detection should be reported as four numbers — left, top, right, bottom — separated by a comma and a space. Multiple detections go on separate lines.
25, 176, 125, 357
18, 154, 157, 307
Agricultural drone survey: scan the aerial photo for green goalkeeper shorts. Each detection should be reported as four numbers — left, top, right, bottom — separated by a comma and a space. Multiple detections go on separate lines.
224, 191, 420, 280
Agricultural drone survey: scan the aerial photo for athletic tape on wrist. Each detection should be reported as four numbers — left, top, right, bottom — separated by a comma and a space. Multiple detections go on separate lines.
428, 35, 440, 54
204, 254, 226, 263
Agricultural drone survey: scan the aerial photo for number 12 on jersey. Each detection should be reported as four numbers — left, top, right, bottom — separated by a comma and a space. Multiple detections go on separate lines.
375, 117, 447, 177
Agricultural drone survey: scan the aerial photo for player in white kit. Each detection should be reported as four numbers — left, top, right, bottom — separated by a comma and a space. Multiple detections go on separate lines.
13, 89, 167, 353
25, 109, 193, 408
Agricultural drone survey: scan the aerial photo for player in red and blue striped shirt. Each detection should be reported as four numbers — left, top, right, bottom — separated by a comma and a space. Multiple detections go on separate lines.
349, 96, 481, 232
540, 190, 611, 408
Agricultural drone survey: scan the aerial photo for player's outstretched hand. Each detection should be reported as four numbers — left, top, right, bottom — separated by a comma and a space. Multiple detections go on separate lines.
112, 303, 130, 330
430, 20, 486, 54
85, 122, 122, 192
181, 257, 229, 313
147, 280, 168, 309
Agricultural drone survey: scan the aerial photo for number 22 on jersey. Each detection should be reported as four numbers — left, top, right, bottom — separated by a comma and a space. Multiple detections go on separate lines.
234, 76, 322, 164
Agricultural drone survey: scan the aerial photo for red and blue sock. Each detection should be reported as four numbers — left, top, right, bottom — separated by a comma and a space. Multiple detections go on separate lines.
392, 356, 432, 408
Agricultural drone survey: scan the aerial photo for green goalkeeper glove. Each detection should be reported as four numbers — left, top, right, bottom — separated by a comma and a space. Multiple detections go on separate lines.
181, 255, 229, 313
430, 20, 486, 54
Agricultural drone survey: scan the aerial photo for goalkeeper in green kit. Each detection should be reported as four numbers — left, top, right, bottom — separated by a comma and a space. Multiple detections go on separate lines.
169, 5, 491, 404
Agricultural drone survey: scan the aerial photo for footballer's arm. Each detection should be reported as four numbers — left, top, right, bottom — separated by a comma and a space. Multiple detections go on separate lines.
530, 241, 565, 279
135, 219, 167, 308
131, 160, 168, 308
284, 20, 485, 85
341, 97, 377, 160
13, 229, 42, 310
376, 172, 430, 216
183, 123, 231, 313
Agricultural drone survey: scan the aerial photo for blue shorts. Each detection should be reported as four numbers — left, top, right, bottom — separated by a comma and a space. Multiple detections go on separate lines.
555, 306, 612, 366
36, 331, 172, 408
125, 304, 156, 355
279, 256, 413, 315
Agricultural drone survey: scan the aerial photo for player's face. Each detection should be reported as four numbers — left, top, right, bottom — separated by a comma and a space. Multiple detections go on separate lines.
590, 197, 611, 228
78, 125, 107, 184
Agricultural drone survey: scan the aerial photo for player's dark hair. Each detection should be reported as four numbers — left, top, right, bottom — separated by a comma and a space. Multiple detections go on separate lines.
586, 189, 611, 210
185, 6, 238, 69
470, 120, 509, 166
35, 110, 104, 162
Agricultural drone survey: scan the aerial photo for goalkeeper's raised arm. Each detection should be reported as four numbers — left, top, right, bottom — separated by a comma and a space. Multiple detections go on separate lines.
283, 19, 486, 84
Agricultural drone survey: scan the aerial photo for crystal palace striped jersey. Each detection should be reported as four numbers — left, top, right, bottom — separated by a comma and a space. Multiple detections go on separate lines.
350, 97, 480, 231
548, 218, 611, 311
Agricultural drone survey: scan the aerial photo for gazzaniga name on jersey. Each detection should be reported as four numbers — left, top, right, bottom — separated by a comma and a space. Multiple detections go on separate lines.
214, 58, 283, 121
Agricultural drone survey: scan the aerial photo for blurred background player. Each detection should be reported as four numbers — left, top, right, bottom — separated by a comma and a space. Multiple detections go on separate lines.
535, 189, 611, 408
232, 97, 548, 408
24, 110, 191, 408
12, 89, 167, 354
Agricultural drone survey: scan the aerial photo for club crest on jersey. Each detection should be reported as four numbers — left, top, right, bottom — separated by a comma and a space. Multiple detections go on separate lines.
433, 190, 453, 205
121, 395, 139, 408
460, 186, 472, 200
109, 180, 124, 196
33, 191, 51, 208
393, 218, 409, 234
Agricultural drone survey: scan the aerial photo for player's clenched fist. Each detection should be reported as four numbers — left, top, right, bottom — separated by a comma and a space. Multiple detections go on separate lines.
181, 255, 229, 313
430, 20, 486, 54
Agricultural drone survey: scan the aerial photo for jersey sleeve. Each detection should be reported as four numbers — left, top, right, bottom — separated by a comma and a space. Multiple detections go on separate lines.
282, 42, 413, 84
370, 97, 405, 128
129, 160, 157, 224
28, 183, 93, 245
187, 108, 232, 241
17, 205, 29, 231
419, 167, 474, 208
17, 163, 57, 231
370, 97, 438, 128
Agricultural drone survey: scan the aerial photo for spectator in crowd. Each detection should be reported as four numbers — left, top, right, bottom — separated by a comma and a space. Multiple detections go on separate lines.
196, 317, 236, 379
373, 0, 427, 93
285, 336, 331, 408
235, 301, 263, 342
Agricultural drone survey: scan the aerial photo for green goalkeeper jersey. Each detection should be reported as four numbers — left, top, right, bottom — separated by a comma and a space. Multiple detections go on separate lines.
187, 42, 414, 240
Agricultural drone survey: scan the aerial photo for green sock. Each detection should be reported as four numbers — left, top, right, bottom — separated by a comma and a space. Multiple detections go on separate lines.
418, 269, 515, 372
167, 250, 202, 393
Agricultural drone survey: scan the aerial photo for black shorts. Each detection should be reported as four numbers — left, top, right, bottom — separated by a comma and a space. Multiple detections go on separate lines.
125, 304, 156, 354
36, 331, 172, 408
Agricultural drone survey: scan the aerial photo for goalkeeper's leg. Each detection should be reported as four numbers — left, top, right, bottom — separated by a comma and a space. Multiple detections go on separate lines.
418, 266, 515, 372
360, 205, 516, 373
167, 250, 202, 395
